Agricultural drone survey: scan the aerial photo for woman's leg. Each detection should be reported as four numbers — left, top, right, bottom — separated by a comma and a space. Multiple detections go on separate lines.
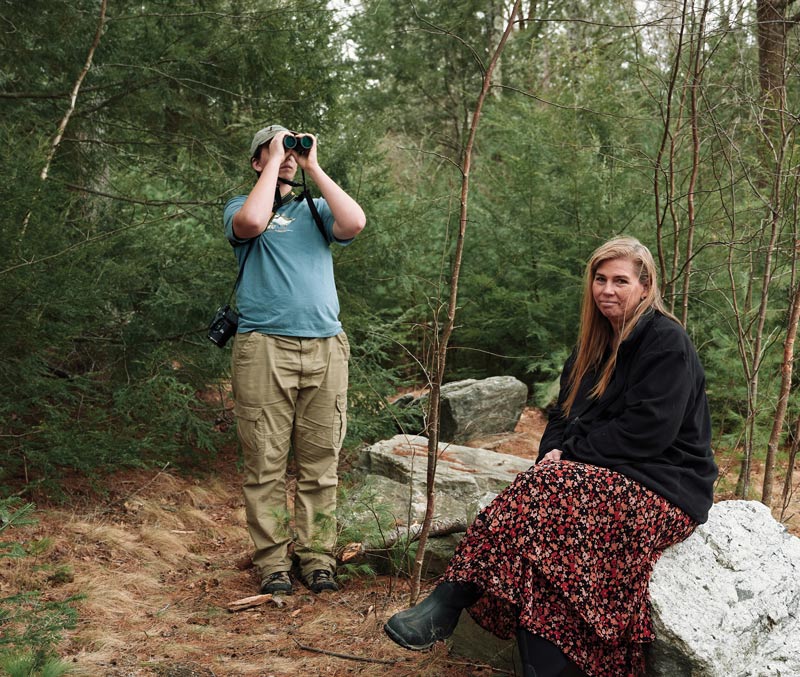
516, 627, 568, 677
383, 581, 482, 650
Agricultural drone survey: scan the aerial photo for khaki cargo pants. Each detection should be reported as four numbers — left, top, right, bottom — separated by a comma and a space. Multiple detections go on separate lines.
231, 331, 349, 579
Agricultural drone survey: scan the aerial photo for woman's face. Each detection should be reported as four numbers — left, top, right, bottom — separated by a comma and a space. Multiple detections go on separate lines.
592, 257, 648, 332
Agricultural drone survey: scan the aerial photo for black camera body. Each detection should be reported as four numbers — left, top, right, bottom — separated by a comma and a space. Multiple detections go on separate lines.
207, 304, 239, 348
283, 134, 313, 155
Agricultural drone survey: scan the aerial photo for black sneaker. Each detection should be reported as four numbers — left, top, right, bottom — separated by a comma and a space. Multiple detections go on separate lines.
304, 569, 338, 593
260, 571, 293, 595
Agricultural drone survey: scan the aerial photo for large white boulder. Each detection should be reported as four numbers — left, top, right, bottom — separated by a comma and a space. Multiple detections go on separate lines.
649, 500, 800, 676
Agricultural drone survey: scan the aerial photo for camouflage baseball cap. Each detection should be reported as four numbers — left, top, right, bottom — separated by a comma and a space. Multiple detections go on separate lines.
248, 124, 289, 159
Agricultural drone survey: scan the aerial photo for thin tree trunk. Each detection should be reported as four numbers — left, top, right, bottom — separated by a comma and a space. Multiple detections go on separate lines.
763, 277, 800, 505
680, 0, 710, 326
654, 0, 688, 303
409, 0, 522, 605
756, 0, 788, 149
780, 414, 800, 521
18, 0, 108, 247
763, 162, 800, 504
742, 0, 794, 499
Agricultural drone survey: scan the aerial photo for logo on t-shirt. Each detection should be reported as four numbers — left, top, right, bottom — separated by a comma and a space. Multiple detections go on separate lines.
268, 213, 295, 232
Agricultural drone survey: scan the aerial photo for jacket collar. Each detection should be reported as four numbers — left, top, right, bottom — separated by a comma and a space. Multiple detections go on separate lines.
618, 308, 657, 355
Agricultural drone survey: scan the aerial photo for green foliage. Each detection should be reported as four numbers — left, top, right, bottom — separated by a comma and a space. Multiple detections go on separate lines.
336, 479, 416, 577
0, 0, 353, 485
336, 481, 398, 547
0, 652, 71, 677
343, 323, 426, 449
1, 0, 799, 500
348, 0, 500, 156
335, 562, 378, 585
0, 499, 80, 675
0, 501, 36, 562
0, 592, 78, 677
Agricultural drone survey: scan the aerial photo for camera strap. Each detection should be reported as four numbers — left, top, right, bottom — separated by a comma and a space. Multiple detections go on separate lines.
228, 238, 255, 306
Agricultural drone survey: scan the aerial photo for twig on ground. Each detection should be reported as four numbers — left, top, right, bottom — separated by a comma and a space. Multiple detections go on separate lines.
227, 593, 287, 611
292, 638, 402, 664
446, 658, 514, 675
124, 462, 172, 501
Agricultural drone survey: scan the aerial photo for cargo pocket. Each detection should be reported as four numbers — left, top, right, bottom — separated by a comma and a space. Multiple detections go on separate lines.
333, 393, 347, 450
233, 403, 266, 455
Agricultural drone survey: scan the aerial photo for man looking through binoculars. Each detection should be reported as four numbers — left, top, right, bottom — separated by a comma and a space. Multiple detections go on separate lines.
223, 124, 366, 596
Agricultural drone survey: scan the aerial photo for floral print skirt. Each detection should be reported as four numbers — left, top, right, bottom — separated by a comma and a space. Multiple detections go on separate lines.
443, 460, 696, 677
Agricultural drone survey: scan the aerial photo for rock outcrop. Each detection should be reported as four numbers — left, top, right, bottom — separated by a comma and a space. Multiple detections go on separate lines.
395, 376, 528, 442
648, 500, 800, 676
357, 432, 800, 675
348, 435, 531, 574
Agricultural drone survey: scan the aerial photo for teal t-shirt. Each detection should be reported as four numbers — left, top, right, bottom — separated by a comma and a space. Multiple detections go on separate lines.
223, 194, 351, 337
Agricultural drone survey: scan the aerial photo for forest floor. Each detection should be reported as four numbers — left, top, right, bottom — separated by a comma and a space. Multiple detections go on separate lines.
5, 407, 799, 677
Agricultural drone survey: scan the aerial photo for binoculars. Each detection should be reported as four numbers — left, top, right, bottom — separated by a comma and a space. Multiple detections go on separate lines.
283, 135, 313, 154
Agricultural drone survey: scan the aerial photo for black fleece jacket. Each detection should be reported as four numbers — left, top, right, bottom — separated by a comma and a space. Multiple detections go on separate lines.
537, 310, 718, 524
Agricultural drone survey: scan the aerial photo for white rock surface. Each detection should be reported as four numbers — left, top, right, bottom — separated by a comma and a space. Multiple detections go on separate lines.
649, 500, 800, 676
362, 434, 531, 505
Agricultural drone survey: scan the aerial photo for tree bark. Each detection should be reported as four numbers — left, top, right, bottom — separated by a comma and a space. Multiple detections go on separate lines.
18, 0, 108, 248
409, 0, 522, 605
756, 0, 788, 144
763, 277, 800, 505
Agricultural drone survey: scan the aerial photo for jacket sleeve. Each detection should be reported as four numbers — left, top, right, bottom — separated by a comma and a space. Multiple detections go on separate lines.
562, 346, 695, 465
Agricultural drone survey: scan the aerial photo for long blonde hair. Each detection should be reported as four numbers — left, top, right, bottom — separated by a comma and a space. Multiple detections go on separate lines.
562, 236, 677, 415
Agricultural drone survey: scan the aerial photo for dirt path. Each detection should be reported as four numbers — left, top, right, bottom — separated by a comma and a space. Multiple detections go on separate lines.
6, 407, 797, 676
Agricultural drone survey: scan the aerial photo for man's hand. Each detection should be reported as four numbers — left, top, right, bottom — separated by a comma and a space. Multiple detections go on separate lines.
267, 131, 291, 165
234, 130, 294, 239
294, 133, 366, 240
293, 133, 318, 171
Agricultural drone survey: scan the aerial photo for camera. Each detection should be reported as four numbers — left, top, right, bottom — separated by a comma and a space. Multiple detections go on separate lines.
207, 304, 239, 348
283, 134, 313, 154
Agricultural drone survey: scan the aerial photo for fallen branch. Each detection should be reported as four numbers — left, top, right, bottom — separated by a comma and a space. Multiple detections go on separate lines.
338, 517, 467, 562
227, 593, 285, 612
448, 659, 514, 675
292, 638, 401, 665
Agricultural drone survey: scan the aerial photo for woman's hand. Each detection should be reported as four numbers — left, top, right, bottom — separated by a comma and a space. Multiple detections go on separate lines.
539, 448, 563, 463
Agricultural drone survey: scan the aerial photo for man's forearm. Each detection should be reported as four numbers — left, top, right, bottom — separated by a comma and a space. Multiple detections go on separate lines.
233, 162, 281, 238
306, 165, 366, 240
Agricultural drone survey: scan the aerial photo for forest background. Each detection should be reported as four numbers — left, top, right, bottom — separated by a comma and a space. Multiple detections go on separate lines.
0, 0, 798, 672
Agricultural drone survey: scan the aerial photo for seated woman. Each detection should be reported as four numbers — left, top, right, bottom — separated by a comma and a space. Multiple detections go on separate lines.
384, 236, 718, 677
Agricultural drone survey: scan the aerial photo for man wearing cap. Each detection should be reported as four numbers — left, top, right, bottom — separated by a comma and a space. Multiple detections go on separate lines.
223, 125, 366, 595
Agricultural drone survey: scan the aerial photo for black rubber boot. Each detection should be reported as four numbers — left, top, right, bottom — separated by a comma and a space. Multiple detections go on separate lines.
516, 627, 569, 677
383, 581, 482, 651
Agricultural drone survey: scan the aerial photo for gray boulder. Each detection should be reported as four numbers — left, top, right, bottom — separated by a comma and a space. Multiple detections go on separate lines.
394, 376, 529, 443
347, 435, 531, 575
360, 434, 531, 509
439, 376, 528, 443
